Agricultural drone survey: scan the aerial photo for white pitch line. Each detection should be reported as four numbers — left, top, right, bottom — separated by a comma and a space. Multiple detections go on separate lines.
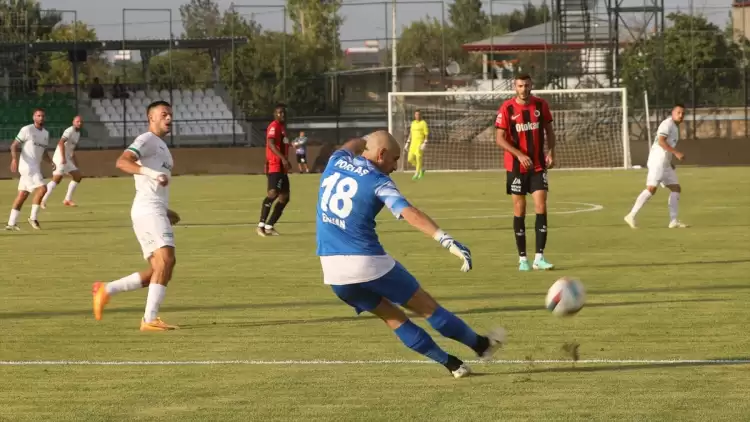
1, 359, 748, 366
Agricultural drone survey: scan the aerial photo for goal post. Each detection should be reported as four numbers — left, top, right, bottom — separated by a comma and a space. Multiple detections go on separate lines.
388, 88, 631, 171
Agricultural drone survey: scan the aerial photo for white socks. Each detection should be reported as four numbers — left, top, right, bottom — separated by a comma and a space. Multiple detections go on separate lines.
105, 272, 143, 295
668, 192, 680, 221
65, 181, 78, 201
43, 181, 57, 203
30, 204, 40, 221
7, 209, 19, 226
629, 190, 653, 217
144, 283, 167, 323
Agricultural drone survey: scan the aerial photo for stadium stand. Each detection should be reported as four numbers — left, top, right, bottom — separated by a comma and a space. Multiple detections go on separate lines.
89, 88, 243, 139
0, 92, 86, 141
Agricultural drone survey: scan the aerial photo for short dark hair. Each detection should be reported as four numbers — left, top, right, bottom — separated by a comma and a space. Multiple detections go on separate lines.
147, 100, 171, 115
414, 109, 421, 113
33, 107, 45, 114
673, 103, 685, 109
275, 103, 286, 111
514, 73, 532, 81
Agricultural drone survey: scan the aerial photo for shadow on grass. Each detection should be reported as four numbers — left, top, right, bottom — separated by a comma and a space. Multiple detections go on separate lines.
0, 284, 738, 320
503, 358, 750, 375
173, 298, 723, 330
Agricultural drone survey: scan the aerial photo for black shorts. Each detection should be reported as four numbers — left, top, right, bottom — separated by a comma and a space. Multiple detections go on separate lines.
296, 153, 307, 164
267, 173, 290, 194
506, 170, 548, 195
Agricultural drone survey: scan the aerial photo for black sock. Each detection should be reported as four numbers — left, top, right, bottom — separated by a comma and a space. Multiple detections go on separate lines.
472, 335, 490, 356
259, 197, 274, 224
444, 354, 463, 372
513, 216, 527, 257
266, 200, 288, 226
535, 213, 548, 254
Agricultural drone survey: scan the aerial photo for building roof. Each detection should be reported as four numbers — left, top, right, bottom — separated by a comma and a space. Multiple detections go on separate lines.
462, 19, 635, 52
0, 37, 247, 53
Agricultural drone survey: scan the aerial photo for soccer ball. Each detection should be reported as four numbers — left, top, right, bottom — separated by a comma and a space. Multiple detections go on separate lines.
545, 277, 586, 316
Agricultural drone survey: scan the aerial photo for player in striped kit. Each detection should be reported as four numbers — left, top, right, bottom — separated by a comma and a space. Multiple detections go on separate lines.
42, 116, 84, 208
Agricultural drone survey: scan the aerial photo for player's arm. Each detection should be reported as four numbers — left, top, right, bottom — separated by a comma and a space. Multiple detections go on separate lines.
376, 180, 472, 272
9, 139, 20, 173
657, 134, 684, 160
542, 101, 556, 168
495, 105, 532, 169
43, 148, 53, 166
420, 122, 429, 150
167, 208, 180, 225
57, 136, 67, 164
116, 144, 168, 186
267, 137, 288, 161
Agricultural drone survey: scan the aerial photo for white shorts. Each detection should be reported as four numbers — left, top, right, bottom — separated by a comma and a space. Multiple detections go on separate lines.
18, 172, 45, 192
132, 214, 175, 260
53, 161, 79, 176
646, 165, 679, 187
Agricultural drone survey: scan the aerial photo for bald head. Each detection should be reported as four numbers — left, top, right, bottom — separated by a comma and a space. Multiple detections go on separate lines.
362, 130, 401, 174
363, 130, 398, 157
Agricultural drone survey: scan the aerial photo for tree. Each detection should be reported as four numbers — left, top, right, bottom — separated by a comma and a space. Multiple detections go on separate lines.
448, 0, 488, 44
620, 13, 746, 108
0, 0, 62, 90
287, 0, 343, 70
179, 0, 222, 38
36, 22, 104, 87
490, 1, 550, 34
397, 18, 463, 71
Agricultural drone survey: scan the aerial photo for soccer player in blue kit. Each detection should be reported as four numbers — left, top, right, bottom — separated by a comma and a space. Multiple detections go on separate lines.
316, 130, 505, 378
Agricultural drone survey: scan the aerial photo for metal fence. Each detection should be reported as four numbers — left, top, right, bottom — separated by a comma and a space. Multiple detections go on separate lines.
0, 2, 748, 151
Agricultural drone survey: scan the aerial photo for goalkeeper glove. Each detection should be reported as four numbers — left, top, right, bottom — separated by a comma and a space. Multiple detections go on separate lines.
420, 142, 427, 151
433, 230, 472, 272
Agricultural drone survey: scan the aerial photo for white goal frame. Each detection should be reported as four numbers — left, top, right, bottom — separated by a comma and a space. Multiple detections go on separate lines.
388, 88, 630, 171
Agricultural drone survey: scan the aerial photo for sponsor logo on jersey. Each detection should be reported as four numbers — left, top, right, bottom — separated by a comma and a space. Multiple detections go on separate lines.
322, 212, 346, 229
162, 162, 173, 171
334, 159, 370, 176
515, 122, 540, 132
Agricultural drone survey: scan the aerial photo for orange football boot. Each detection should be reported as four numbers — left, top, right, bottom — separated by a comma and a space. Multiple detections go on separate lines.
92, 281, 110, 321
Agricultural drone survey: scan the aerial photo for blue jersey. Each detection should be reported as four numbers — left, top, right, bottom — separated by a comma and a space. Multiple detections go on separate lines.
316, 149, 410, 256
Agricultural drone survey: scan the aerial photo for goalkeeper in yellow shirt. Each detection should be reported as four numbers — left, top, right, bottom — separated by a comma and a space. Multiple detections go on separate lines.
404, 110, 429, 180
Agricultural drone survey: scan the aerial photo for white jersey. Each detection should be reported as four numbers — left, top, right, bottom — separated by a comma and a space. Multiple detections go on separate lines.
126, 132, 173, 219
648, 117, 679, 168
15, 124, 49, 174
53, 126, 81, 164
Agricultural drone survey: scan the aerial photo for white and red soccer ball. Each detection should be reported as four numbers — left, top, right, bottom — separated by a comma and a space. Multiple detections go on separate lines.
545, 277, 586, 316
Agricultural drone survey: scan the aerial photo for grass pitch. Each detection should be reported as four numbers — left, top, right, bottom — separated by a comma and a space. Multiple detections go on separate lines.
0, 167, 749, 421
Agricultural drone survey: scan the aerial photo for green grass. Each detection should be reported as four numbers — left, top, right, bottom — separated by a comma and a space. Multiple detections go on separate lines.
0, 167, 749, 421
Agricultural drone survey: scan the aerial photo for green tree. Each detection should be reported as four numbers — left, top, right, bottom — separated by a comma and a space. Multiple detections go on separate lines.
448, 0, 488, 44
179, 0, 222, 38
397, 17, 461, 70
37, 22, 104, 87
287, 0, 343, 70
0, 0, 62, 90
620, 12, 746, 108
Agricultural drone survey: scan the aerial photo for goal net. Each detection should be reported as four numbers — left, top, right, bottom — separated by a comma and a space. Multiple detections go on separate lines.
388, 88, 630, 171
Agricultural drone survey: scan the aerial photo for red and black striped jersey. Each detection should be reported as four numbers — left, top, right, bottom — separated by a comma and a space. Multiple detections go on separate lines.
495, 96, 553, 173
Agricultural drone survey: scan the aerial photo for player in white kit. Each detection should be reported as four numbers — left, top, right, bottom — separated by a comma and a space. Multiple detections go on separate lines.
625, 104, 688, 229
41, 115, 84, 208
91, 101, 181, 331
6, 108, 52, 230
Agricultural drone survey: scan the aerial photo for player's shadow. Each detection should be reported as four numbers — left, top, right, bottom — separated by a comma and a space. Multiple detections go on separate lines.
501, 357, 750, 375
174, 298, 722, 330
0, 294, 733, 321
578, 258, 750, 270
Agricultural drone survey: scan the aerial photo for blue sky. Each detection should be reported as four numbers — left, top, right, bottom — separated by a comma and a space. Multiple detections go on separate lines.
41, 0, 731, 49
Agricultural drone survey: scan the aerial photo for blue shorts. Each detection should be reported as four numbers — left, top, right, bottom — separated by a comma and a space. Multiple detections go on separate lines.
330, 262, 420, 314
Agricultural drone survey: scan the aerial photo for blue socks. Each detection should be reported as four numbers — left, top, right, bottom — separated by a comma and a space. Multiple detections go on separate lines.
394, 320, 449, 365
427, 306, 480, 350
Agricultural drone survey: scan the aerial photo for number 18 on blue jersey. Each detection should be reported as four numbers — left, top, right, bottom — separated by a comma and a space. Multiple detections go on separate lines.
316, 149, 410, 257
